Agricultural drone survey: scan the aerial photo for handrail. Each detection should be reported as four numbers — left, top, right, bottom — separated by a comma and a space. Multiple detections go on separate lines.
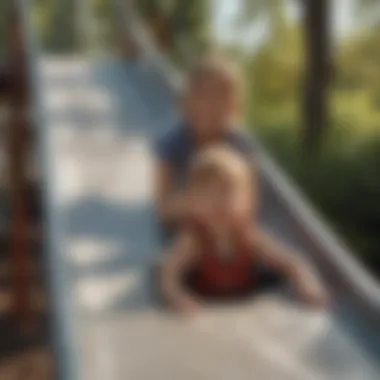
112, 0, 183, 92
258, 150, 380, 309
15, 1, 81, 379
114, 1, 380, 318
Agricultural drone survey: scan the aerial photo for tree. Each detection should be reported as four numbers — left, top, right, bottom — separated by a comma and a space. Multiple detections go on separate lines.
35, 0, 94, 52
236, 0, 303, 131
29, 0, 212, 58
302, 0, 332, 153
239, 0, 332, 153
244, 17, 303, 132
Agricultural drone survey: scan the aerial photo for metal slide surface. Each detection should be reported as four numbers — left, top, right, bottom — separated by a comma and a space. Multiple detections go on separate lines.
37, 56, 380, 380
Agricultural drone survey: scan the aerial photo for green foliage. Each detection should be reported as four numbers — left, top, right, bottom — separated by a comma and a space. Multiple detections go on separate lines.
244, 16, 304, 133
0, 0, 211, 58
136, 0, 212, 65
244, 14, 380, 274
236, 0, 289, 43
258, 124, 380, 272
93, 0, 117, 51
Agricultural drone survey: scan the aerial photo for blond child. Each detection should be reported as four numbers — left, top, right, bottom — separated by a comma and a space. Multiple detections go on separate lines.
154, 54, 256, 227
160, 146, 328, 314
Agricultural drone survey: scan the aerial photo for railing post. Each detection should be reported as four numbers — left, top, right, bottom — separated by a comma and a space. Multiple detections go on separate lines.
8, 2, 32, 326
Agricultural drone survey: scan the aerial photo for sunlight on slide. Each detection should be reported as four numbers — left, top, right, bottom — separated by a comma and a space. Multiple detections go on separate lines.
76, 270, 142, 312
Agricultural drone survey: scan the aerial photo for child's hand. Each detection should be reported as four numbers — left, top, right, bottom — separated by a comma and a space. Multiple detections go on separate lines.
177, 296, 202, 316
298, 282, 330, 309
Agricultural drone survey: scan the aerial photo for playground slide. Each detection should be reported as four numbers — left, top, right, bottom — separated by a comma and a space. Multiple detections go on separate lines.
22, 1, 380, 379
35, 55, 379, 380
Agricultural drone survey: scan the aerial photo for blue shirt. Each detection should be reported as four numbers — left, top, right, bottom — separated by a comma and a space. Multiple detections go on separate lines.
155, 123, 257, 185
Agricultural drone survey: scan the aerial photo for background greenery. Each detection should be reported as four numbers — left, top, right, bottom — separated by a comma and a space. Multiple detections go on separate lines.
241, 3, 380, 274
1, 0, 379, 275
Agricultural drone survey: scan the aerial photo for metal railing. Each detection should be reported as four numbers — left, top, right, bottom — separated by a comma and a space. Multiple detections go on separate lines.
112, 0, 183, 92
14, 1, 81, 379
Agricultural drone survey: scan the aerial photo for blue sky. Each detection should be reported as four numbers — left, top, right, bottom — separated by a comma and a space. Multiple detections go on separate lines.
212, 0, 356, 48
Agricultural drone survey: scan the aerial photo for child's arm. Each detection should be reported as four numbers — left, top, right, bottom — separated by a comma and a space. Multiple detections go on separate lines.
252, 228, 329, 307
160, 229, 201, 314
154, 161, 188, 224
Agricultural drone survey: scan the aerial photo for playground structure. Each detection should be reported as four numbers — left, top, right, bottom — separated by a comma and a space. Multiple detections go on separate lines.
2, 1, 380, 379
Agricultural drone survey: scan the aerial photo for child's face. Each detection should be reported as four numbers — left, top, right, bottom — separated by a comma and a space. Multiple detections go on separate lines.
185, 74, 238, 137
190, 175, 251, 226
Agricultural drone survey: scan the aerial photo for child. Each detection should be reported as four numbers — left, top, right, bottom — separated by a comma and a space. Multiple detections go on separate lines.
160, 146, 329, 314
154, 54, 257, 227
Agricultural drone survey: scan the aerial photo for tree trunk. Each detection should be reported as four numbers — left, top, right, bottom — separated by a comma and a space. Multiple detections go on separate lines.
8, 9, 32, 325
302, 0, 332, 154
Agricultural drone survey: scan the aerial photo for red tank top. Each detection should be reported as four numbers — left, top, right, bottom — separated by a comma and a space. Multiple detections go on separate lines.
188, 218, 255, 296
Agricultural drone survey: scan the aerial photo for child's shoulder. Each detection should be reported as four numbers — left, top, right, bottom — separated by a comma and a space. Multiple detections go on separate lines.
160, 123, 188, 143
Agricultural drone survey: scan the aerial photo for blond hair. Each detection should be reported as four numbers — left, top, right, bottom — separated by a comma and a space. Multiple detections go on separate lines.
188, 145, 252, 194
186, 54, 244, 100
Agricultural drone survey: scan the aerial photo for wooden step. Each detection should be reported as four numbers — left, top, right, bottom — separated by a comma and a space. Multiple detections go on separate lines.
0, 258, 45, 288
0, 347, 52, 380
0, 286, 47, 315
0, 225, 43, 256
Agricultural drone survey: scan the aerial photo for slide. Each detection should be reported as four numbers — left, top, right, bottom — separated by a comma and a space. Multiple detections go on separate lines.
22, 0, 380, 379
